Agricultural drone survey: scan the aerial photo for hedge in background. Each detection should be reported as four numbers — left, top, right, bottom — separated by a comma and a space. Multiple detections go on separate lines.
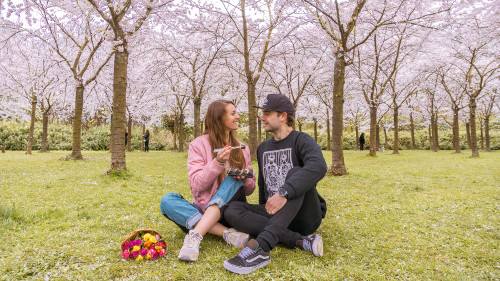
0, 120, 165, 151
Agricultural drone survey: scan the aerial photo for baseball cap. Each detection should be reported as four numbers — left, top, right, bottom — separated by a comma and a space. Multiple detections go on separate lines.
253, 94, 295, 116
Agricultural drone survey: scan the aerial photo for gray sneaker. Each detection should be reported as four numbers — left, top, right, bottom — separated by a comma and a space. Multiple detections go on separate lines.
223, 228, 250, 249
301, 234, 323, 257
178, 230, 203, 261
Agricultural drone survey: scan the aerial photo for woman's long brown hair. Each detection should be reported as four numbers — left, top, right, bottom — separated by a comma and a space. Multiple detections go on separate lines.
204, 100, 246, 185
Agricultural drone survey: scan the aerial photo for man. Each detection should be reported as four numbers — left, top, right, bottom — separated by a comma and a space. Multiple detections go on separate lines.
223, 94, 327, 274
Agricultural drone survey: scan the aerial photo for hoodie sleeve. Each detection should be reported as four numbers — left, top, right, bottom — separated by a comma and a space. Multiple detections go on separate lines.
280, 133, 327, 200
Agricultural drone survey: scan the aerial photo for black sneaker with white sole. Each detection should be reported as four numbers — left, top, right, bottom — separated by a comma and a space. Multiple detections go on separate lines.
223, 239, 270, 274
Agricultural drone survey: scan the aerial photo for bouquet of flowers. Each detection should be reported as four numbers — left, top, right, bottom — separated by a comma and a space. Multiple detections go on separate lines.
121, 229, 167, 261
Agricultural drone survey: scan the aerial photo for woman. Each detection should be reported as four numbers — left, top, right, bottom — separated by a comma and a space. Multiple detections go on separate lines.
160, 100, 255, 262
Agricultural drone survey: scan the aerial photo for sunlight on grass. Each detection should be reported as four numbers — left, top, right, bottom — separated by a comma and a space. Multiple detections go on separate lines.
0, 150, 499, 280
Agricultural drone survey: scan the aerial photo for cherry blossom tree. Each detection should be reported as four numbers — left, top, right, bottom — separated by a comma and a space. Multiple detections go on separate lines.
86, 0, 172, 171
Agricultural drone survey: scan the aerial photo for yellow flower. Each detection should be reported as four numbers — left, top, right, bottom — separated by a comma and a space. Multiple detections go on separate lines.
136, 255, 143, 261
145, 254, 152, 259
150, 237, 157, 243
144, 241, 152, 248
132, 246, 140, 252
143, 233, 152, 240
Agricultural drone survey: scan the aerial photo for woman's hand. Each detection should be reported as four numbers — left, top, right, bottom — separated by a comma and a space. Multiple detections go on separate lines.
216, 145, 231, 164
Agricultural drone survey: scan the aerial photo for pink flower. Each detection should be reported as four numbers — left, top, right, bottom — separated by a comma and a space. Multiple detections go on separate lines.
151, 252, 159, 259
149, 249, 156, 256
155, 235, 161, 241
139, 248, 148, 256
122, 250, 130, 259
160, 242, 165, 248
159, 249, 165, 257
133, 239, 142, 246
130, 251, 138, 259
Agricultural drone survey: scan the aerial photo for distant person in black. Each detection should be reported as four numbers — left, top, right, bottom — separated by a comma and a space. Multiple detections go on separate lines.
143, 129, 150, 152
359, 132, 365, 151
223, 94, 327, 274
125, 131, 128, 146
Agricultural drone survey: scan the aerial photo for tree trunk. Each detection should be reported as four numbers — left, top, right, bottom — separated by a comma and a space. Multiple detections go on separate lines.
173, 115, 178, 150
109, 46, 128, 171
26, 94, 37, 155
178, 113, 185, 152
452, 109, 461, 153
469, 97, 479, 157
40, 110, 49, 152
326, 108, 331, 151
369, 105, 377, 156
247, 81, 258, 159
127, 114, 132, 151
393, 106, 399, 154
193, 97, 202, 138
485, 116, 491, 151
410, 112, 416, 150
479, 117, 484, 150
265, 131, 270, 139
71, 85, 84, 159
298, 121, 302, 132
465, 122, 471, 149
330, 52, 347, 175
313, 117, 318, 142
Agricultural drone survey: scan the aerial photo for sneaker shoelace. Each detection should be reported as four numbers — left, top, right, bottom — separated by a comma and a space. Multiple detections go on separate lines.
185, 233, 200, 248
302, 238, 313, 252
238, 246, 255, 259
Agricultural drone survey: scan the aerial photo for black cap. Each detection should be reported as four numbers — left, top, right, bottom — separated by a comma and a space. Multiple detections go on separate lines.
253, 94, 295, 116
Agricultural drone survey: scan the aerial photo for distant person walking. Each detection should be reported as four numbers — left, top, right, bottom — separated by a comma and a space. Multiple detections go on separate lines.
359, 132, 365, 151
143, 130, 150, 152
125, 131, 128, 146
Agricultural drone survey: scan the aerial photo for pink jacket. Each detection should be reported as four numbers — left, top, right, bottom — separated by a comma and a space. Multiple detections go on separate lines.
187, 134, 256, 212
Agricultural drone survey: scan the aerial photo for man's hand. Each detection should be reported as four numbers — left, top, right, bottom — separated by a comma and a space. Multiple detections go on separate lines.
265, 193, 287, 215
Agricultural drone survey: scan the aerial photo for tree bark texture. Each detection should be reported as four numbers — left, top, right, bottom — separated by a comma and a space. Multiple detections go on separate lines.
469, 98, 479, 157
485, 116, 491, 151
432, 114, 438, 152
392, 106, 399, 154
26, 95, 37, 155
410, 113, 416, 150
193, 97, 202, 138
258, 117, 262, 144
109, 49, 128, 171
480, 118, 484, 150
355, 125, 359, 150
71, 85, 84, 159
369, 105, 377, 156
428, 124, 432, 151
330, 53, 347, 175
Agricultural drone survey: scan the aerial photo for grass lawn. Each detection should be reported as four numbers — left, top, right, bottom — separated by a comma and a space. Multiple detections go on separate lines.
0, 149, 499, 280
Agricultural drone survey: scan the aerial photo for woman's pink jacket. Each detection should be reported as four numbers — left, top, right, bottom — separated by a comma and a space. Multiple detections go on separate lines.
187, 134, 256, 212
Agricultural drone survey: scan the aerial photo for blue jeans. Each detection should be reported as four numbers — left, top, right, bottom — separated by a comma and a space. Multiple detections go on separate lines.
160, 177, 244, 231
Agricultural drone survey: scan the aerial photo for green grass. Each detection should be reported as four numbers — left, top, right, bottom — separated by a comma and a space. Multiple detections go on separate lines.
0, 150, 499, 280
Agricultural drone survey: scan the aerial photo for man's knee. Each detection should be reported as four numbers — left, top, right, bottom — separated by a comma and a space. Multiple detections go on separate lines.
223, 201, 246, 224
